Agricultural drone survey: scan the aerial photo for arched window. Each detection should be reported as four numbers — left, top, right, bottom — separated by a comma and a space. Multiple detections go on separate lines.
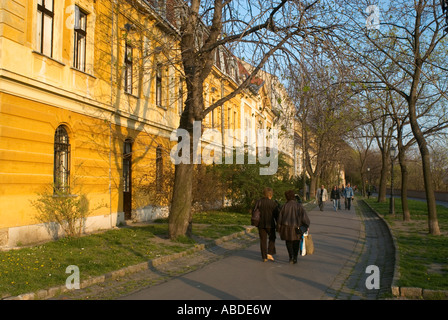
123, 139, 133, 220
54, 125, 71, 193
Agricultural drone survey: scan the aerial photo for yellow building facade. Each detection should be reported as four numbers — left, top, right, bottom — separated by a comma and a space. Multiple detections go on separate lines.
0, 0, 286, 247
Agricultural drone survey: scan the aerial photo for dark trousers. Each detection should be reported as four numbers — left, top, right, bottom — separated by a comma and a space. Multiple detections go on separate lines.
318, 199, 324, 211
346, 198, 352, 210
258, 227, 276, 259
285, 240, 300, 261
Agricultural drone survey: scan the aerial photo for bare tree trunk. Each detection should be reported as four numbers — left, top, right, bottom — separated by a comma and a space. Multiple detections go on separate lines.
420, 149, 440, 235
168, 77, 204, 238
407, 21, 441, 234
408, 96, 440, 234
378, 148, 388, 202
399, 156, 411, 222
397, 133, 411, 221
305, 151, 319, 199
169, 162, 194, 238
309, 174, 317, 199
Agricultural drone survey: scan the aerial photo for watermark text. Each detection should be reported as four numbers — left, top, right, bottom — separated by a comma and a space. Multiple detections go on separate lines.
170, 121, 279, 175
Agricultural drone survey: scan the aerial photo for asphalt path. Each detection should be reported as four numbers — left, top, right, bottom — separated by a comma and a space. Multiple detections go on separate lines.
120, 202, 367, 300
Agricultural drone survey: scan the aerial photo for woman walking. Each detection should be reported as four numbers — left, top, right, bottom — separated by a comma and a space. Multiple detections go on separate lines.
330, 185, 341, 211
277, 190, 311, 264
254, 187, 279, 262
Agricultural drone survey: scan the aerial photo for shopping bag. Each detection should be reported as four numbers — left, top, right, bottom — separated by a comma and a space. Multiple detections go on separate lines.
305, 234, 314, 255
300, 234, 306, 256
251, 201, 260, 227
251, 207, 260, 227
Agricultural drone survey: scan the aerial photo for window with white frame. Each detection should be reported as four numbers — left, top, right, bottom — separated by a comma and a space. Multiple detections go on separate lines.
73, 6, 87, 71
37, 0, 54, 57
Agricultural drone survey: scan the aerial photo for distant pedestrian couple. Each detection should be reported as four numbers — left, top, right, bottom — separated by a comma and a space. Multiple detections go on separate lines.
317, 183, 355, 211
253, 188, 310, 264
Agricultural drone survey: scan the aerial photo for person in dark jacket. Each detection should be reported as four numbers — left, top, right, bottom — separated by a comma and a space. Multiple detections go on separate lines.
277, 190, 311, 264
254, 187, 279, 262
330, 185, 341, 212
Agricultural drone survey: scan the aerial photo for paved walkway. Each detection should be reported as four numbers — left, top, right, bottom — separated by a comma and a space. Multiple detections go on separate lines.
49, 199, 395, 300
116, 200, 395, 300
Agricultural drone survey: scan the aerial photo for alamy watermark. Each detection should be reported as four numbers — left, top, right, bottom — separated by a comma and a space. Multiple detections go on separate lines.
170, 121, 279, 175
65, 265, 80, 290
365, 265, 380, 290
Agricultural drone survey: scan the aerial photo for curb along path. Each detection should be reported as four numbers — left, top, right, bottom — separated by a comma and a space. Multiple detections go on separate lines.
323, 200, 395, 300
363, 200, 448, 300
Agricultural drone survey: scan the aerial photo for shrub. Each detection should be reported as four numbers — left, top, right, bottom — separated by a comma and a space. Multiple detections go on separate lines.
31, 188, 91, 238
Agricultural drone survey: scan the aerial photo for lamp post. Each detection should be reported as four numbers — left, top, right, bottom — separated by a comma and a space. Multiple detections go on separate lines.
389, 146, 397, 215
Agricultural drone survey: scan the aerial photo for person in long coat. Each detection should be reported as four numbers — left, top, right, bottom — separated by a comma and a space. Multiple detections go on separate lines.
316, 185, 328, 211
277, 190, 311, 264
255, 187, 279, 262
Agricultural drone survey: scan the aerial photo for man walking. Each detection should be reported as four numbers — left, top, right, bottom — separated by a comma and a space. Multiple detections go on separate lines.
316, 185, 328, 211
344, 183, 354, 210
255, 187, 279, 262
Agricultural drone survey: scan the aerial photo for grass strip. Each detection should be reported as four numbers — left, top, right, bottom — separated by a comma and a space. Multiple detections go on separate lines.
0, 210, 251, 297
364, 197, 448, 290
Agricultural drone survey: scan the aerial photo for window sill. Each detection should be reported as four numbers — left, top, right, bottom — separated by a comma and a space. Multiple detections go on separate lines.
124, 91, 139, 99
70, 67, 96, 79
32, 51, 65, 66
52, 193, 77, 198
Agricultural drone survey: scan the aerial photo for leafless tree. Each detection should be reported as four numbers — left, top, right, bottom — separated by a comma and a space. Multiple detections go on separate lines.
168, 0, 341, 238
286, 51, 359, 196
330, 0, 448, 235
